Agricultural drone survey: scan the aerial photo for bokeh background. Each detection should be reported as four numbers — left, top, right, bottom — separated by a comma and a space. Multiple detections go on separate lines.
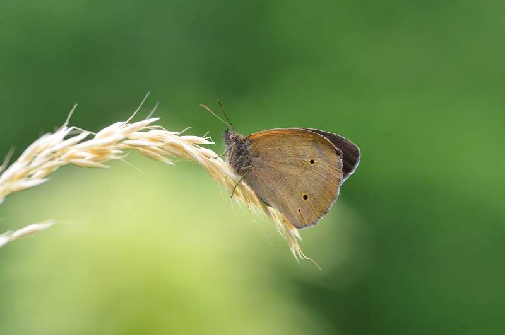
1, 1, 504, 334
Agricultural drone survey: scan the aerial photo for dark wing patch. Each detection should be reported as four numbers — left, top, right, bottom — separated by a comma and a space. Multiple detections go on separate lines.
304, 128, 360, 181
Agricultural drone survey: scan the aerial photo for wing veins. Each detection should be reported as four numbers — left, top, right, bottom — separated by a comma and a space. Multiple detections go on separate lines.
266, 155, 342, 174
251, 157, 336, 215
250, 164, 309, 226
252, 156, 340, 190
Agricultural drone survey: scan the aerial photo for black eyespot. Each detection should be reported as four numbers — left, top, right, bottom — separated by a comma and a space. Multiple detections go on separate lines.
310, 159, 315, 164
303, 194, 308, 200
298, 209, 301, 213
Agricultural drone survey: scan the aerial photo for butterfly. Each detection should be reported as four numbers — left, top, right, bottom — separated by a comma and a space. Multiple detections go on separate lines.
202, 102, 360, 229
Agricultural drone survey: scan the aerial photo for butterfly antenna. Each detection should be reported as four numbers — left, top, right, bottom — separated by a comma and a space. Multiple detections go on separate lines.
199, 103, 232, 129
217, 100, 234, 130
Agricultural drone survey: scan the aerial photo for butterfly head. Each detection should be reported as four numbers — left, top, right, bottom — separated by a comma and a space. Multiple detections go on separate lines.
223, 129, 244, 148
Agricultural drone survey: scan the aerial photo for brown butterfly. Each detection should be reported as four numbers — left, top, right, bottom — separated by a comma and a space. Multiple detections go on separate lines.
202, 102, 360, 229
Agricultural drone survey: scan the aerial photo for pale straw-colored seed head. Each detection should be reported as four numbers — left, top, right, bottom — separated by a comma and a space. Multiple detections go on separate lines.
0, 101, 309, 261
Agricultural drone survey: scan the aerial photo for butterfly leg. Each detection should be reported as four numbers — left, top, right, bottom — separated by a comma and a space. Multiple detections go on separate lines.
215, 150, 227, 159
213, 147, 230, 159
230, 175, 246, 199
229, 166, 253, 199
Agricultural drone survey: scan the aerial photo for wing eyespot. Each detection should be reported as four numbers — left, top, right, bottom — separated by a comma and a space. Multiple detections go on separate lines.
310, 159, 315, 164
303, 194, 308, 200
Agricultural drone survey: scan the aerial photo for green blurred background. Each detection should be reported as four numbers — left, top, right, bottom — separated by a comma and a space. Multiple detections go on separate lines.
1, 1, 504, 334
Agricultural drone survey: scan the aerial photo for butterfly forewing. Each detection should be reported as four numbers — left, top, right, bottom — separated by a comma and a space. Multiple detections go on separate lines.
244, 129, 343, 229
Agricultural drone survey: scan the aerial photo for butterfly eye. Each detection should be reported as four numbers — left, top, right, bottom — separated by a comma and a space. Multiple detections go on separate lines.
310, 159, 315, 164
303, 194, 308, 200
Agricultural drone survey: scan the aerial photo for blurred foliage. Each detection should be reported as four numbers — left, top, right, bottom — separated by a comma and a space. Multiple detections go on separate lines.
1, 0, 504, 334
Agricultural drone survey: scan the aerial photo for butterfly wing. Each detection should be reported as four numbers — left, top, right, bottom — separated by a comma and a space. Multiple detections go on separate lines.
304, 128, 360, 181
243, 129, 343, 229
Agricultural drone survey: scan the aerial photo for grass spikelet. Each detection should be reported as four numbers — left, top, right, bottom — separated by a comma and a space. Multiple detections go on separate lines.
0, 220, 55, 248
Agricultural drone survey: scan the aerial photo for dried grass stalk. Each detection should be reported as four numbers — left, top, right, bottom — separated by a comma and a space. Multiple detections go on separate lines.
0, 220, 55, 248
0, 101, 310, 261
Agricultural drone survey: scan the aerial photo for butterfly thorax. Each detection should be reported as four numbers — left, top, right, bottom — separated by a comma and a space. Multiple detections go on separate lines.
223, 130, 252, 176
